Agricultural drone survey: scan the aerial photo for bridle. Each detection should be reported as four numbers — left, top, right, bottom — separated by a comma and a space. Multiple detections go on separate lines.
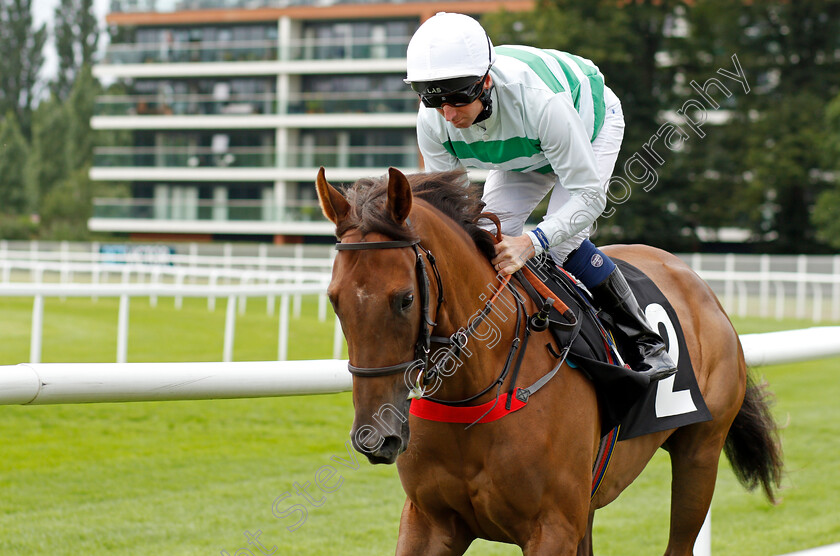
335, 235, 443, 381
334, 222, 531, 406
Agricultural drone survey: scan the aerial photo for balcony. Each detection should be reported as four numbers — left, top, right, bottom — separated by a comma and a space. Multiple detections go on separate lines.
93, 147, 277, 168
103, 39, 279, 64
102, 36, 408, 66
92, 198, 326, 222
94, 91, 416, 117
284, 146, 418, 169
95, 93, 276, 116
92, 146, 417, 170
287, 36, 409, 61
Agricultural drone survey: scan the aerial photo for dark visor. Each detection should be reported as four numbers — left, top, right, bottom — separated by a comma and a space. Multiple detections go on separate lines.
410, 72, 487, 108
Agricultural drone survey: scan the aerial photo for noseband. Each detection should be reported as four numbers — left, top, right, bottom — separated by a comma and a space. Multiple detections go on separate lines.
335, 234, 444, 383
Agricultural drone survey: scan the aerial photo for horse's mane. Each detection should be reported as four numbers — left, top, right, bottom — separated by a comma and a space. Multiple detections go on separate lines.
335, 170, 497, 261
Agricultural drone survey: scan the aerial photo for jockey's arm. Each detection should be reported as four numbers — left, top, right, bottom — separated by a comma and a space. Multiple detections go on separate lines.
416, 112, 463, 173
494, 96, 605, 276
526, 94, 605, 257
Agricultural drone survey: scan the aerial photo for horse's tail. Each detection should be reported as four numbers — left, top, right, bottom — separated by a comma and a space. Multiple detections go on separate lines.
723, 371, 784, 504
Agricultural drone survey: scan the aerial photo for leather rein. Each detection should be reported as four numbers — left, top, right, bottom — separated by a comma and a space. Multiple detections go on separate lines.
334, 226, 530, 406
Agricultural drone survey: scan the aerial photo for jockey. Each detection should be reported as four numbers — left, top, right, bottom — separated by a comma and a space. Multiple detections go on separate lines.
405, 12, 676, 381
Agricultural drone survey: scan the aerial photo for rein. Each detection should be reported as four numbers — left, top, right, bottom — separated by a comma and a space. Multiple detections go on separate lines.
335, 219, 578, 426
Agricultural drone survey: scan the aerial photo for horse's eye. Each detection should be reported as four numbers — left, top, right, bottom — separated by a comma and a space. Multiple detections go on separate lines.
401, 293, 414, 311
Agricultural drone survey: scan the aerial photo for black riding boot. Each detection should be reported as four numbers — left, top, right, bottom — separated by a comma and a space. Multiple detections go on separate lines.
589, 267, 678, 381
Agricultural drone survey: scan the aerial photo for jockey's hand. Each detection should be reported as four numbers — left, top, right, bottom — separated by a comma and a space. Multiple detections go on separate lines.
491, 234, 535, 276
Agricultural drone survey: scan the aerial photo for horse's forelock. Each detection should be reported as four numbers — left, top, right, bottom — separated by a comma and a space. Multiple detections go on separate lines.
335, 170, 495, 261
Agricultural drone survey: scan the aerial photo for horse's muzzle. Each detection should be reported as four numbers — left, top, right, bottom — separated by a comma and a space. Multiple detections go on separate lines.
362, 434, 405, 465
351, 421, 409, 465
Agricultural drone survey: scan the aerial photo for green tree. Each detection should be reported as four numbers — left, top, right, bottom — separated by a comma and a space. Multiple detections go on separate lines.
53, 0, 100, 100
813, 94, 840, 250
27, 97, 70, 211
0, 111, 32, 213
66, 65, 99, 171
484, 0, 840, 252
482, 0, 698, 251
0, 0, 47, 139
677, 0, 840, 252
40, 165, 93, 240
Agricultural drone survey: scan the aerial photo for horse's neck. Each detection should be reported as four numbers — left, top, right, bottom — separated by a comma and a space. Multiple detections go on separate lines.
422, 218, 525, 402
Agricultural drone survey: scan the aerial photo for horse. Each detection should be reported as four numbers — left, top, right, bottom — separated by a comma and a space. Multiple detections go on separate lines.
316, 166, 783, 556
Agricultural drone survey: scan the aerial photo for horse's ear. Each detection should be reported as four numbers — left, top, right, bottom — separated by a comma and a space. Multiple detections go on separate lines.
316, 167, 350, 225
386, 167, 412, 225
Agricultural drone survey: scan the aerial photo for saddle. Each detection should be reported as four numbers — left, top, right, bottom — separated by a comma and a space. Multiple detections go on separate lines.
515, 254, 711, 439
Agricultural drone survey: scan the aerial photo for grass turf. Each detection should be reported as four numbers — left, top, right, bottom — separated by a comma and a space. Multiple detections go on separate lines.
0, 297, 838, 555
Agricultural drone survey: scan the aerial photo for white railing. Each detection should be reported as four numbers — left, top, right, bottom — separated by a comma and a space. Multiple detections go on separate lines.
0, 240, 334, 272
688, 253, 840, 322
0, 325, 837, 556
0, 282, 340, 365
2, 326, 836, 406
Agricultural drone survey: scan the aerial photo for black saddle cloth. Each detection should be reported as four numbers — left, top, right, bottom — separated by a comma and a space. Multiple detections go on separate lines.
518, 255, 711, 440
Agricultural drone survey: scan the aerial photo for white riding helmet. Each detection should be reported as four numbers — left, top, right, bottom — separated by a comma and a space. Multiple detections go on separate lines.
405, 12, 496, 83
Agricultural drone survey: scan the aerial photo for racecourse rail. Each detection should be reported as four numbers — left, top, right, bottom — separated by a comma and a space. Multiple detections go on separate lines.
0, 327, 839, 556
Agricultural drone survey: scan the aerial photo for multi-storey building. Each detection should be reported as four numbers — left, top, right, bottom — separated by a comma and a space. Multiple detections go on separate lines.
90, 0, 532, 243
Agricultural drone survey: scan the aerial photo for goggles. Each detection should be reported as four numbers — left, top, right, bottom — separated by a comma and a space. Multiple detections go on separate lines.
410, 72, 488, 109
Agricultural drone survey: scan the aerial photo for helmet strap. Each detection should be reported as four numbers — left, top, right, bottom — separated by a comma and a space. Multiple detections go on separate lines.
472, 84, 494, 125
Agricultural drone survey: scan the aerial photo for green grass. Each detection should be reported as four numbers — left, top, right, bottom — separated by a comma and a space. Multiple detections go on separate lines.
0, 297, 838, 555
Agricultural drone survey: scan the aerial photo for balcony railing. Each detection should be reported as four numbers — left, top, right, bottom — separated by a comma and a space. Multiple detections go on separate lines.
93, 147, 277, 168
103, 39, 278, 64
283, 146, 418, 168
92, 146, 417, 169
288, 91, 417, 114
95, 93, 277, 116
109, 0, 431, 14
93, 91, 416, 116
287, 36, 409, 60
92, 198, 326, 222
101, 36, 408, 65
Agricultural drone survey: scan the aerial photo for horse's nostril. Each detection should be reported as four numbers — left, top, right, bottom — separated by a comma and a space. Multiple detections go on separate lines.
363, 435, 405, 465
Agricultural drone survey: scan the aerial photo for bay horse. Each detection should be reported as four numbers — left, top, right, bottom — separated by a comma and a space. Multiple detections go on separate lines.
316, 167, 782, 555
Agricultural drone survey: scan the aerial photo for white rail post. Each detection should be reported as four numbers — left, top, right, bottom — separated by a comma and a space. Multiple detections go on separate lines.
117, 294, 130, 364
774, 281, 785, 321
736, 281, 748, 317
149, 267, 159, 308
30, 295, 44, 364
208, 271, 218, 311
332, 312, 344, 360
294, 243, 303, 318
189, 242, 198, 283
759, 254, 770, 318
174, 269, 184, 310
693, 510, 711, 556
833, 255, 840, 322
795, 255, 807, 320
318, 289, 328, 322
60, 241, 70, 285
92, 262, 100, 303
259, 243, 268, 274
278, 293, 290, 361
723, 253, 735, 313
812, 283, 823, 323
29, 240, 38, 282
223, 243, 232, 277
238, 272, 249, 315
267, 276, 277, 317
223, 295, 236, 363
